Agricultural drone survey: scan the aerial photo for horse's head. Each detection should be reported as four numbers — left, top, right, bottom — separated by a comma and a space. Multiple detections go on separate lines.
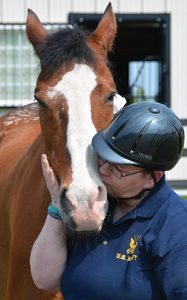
26, 4, 117, 234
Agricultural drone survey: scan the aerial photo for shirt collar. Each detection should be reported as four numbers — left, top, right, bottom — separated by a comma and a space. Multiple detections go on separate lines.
136, 175, 171, 218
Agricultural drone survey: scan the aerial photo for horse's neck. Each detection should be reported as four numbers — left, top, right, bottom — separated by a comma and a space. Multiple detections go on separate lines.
0, 103, 39, 132
0, 107, 42, 184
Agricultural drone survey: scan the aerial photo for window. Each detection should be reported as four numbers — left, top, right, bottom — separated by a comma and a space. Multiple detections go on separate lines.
128, 60, 161, 103
69, 13, 170, 106
0, 24, 38, 107
0, 24, 66, 108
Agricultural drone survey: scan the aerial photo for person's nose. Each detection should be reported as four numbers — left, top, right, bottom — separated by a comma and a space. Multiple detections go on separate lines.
98, 158, 106, 167
98, 160, 111, 176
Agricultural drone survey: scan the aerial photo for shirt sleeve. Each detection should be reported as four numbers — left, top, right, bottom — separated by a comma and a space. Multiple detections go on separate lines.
153, 245, 187, 300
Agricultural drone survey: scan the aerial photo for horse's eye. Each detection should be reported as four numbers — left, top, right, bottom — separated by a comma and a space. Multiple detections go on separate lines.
106, 92, 116, 103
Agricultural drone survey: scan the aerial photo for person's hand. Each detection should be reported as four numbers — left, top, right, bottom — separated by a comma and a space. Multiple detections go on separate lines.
41, 154, 60, 208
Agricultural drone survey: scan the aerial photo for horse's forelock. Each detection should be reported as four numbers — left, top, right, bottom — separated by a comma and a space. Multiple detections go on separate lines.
38, 27, 96, 77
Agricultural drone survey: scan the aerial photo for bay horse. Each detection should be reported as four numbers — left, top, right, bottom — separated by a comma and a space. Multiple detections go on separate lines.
0, 3, 117, 300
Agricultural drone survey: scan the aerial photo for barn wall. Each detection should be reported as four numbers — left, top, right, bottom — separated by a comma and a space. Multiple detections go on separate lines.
1, 0, 186, 117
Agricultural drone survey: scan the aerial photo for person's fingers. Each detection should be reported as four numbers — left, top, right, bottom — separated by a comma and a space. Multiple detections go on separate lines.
41, 154, 50, 175
41, 154, 54, 180
41, 154, 60, 204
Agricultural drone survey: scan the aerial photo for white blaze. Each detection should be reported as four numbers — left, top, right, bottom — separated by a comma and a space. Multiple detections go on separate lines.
114, 94, 127, 113
48, 64, 105, 203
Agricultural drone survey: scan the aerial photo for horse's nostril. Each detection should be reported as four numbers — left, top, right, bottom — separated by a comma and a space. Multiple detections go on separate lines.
59, 188, 75, 215
60, 187, 67, 200
98, 185, 102, 194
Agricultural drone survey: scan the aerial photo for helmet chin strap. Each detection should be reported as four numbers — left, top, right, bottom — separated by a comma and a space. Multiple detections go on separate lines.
116, 171, 157, 200
116, 188, 151, 200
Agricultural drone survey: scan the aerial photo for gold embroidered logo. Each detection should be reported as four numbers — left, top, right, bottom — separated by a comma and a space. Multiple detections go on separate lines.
116, 235, 141, 262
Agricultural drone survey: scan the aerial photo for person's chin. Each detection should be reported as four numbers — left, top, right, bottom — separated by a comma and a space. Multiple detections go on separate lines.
102, 182, 115, 195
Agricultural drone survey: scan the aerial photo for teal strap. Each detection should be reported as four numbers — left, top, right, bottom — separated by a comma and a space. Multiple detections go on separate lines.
48, 203, 62, 221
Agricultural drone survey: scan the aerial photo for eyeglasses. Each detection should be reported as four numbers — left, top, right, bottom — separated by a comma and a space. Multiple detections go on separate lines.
99, 158, 145, 179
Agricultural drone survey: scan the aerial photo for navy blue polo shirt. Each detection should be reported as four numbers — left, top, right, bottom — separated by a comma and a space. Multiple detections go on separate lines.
61, 177, 187, 300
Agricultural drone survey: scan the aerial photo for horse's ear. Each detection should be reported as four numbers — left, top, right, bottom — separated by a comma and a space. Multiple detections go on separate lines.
26, 9, 48, 57
91, 3, 117, 54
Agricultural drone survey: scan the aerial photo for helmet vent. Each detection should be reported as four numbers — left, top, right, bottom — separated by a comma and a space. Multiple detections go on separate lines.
131, 119, 153, 153
112, 119, 130, 140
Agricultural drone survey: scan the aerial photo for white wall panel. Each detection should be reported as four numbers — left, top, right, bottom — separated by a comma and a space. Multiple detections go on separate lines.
72, 0, 95, 13
0, 0, 3, 22
96, 0, 119, 13
49, 0, 73, 23
119, 0, 142, 13
142, 0, 166, 13
166, 0, 187, 119
26, 0, 49, 22
2, 0, 25, 22
166, 157, 187, 181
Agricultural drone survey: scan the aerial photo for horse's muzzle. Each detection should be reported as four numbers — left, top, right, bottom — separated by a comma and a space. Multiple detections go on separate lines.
58, 186, 107, 234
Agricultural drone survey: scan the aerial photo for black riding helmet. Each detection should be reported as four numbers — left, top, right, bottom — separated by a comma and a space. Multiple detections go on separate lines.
92, 101, 185, 171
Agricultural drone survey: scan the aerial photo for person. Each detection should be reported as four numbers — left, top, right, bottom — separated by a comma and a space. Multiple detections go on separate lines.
30, 101, 187, 300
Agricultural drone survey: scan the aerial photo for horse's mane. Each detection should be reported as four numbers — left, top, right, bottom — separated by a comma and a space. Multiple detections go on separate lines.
38, 27, 96, 77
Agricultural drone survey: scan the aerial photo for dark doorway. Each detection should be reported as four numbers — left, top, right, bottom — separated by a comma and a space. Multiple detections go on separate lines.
69, 13, 170, 106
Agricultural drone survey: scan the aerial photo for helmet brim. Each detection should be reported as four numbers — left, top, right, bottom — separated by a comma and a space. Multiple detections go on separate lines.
92, 131, 141, 166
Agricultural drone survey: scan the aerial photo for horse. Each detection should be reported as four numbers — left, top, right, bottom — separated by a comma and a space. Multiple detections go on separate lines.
0, 3, 117, 300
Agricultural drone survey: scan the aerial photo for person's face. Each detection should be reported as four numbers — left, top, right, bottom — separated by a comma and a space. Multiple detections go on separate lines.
98, 158, 154, 198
